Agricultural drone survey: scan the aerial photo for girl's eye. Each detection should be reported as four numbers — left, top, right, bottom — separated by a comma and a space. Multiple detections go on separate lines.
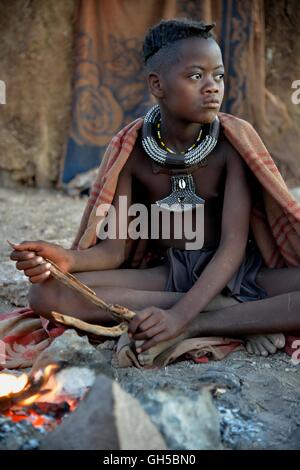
215, 74, 225, 81
190, 73, 202, 80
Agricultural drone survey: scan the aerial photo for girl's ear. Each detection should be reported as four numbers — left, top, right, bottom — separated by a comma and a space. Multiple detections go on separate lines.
147, 72, 164, 99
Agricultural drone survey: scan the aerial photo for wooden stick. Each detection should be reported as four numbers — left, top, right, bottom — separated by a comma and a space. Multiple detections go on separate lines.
48, 311, 128, 337
45, 258, 136, 322
46, 259, 97, 296
7, 239, 136, 334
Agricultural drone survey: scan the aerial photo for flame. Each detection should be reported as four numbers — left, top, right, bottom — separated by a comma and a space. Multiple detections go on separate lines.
0, 364, 59, 402
0, 373, 28, 397
20, 393, 41, 407
19, 364, 58, 406
0, 363, 86, 431
33, 364, 59, 383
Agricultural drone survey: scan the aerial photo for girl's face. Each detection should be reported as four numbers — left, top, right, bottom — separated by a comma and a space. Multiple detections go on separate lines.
157, 37, 224, 124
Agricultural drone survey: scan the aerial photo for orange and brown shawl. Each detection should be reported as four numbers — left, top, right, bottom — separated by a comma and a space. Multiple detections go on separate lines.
72, 112, 300, 269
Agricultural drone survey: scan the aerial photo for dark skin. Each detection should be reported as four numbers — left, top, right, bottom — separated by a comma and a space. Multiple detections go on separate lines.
9, 37, 299, 357
130, 127, 226, 251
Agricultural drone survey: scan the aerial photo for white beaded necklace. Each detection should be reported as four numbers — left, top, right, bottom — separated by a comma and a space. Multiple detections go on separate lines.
142, 104, 220, 169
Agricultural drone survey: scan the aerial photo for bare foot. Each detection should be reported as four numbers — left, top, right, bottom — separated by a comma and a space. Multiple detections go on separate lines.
245, 333, 286, 357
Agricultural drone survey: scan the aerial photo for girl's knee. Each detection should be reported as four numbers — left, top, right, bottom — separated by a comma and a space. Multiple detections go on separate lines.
28, 278, 60, 314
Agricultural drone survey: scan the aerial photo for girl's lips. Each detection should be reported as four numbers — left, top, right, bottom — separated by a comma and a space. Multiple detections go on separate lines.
201, 102, 220, 109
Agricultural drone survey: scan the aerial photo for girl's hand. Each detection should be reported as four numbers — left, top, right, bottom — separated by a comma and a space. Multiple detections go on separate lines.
8, 240, 73, 284
128, 306, 187, 352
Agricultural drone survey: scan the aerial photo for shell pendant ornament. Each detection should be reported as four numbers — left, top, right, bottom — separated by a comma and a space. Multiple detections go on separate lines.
156, 174, 205, 212
179, 178, 186, 189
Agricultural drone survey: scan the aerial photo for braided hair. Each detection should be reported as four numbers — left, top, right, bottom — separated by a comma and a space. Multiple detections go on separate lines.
143, 19, 216, 73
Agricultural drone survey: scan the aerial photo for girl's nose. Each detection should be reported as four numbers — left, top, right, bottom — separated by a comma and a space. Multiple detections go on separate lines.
203, 85, 219, 95
202, 77, 219, 94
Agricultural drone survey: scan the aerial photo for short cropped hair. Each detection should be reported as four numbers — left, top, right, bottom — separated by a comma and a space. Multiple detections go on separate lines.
143, 18, 216, 74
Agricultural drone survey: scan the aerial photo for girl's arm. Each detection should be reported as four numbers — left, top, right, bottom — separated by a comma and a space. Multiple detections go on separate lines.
171, 142, 251, 322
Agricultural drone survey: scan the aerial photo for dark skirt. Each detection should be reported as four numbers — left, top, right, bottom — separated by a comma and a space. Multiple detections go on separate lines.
164, 240, 268, 302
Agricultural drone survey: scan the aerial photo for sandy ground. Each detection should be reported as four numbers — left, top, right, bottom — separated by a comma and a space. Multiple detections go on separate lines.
0, 187, 300, 449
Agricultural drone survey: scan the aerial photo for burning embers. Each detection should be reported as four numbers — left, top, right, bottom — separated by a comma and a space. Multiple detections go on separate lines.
0, 364, 94, 433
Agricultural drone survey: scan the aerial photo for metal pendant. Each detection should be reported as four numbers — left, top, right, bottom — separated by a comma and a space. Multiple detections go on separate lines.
156, 174, 205, 212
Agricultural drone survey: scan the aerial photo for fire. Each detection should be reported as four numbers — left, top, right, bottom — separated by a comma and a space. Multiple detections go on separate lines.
4, 408, 53, 428
19, 364, 59, 406
0, 364, 59, 404
0, 373, 28, 398
0, 364, 93, 431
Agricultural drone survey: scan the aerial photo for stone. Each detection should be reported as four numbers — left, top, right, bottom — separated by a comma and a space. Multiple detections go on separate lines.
37, 366, 97, 402
40, 375, 166, 450
140, 388, 222, 450
31, 330, 114, 379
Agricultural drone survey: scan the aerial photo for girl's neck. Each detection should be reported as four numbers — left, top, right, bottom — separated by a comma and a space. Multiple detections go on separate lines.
159, 108, 203, 154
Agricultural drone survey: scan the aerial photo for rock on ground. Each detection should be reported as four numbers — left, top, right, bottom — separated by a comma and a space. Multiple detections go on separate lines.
31, 330, 115, 379
40, 375, 167, 450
